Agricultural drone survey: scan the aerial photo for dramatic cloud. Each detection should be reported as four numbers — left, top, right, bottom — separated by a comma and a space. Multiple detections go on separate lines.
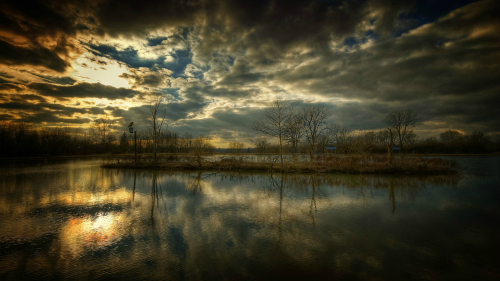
0, 0, 499, 145
28, 82, 140, 100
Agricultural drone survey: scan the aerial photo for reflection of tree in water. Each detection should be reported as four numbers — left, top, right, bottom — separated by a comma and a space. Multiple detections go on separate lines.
187, 172, 217, 195
269, 174, 285, 242
268, 173, 322, 245
389, 179, 396, 214
129, 170, 462, 248
266, 172, 461, 232
247, 171, 464, 272
132, 170, 136, 201
148, 171, 168, 236
109, 169, 469, 279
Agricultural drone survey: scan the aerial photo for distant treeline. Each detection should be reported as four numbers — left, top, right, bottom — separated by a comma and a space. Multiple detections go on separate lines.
248, 129, 500, 154
0, 121, 214, 158
0, 121, 498, 158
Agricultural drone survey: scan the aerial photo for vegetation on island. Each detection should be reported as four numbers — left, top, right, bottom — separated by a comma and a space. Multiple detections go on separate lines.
102, 154, 459, 175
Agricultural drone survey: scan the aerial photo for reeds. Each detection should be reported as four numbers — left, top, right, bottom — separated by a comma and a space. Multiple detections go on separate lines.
102, 154, 459, 175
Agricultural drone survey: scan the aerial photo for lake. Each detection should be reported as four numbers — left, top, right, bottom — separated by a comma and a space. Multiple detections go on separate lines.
0, 156, 499, 280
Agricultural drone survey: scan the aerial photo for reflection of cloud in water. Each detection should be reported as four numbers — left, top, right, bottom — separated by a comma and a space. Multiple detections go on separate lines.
61, 213, 124, 257
1, 159, 497, 280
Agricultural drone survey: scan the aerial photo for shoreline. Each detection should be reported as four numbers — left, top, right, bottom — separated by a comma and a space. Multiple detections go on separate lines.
101, 157, 460, 175
0, 152, 498, 161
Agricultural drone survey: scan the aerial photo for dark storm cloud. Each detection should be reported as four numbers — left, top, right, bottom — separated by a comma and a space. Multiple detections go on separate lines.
111, 97, 210, 125
6, 94, 48, 103
111, 100, 209, 124
0, 40, 70, 72
0, 83, 20, 91
0, 72, 14, 79
0, 99, 102, 124
0, 76, 21, 91
18, 112, 91, 124
119, 70, 169, 88
0, 0, 84, 72
271, 0, 499, 112
29, 73, 77, 85
93, 0, 202, 37
28, 82, 140, 100
1, 0, 498, 139
147, 37, 170, 47
181, 83, 258, 101
84, 0, 432, 63
217, 59, 263, 85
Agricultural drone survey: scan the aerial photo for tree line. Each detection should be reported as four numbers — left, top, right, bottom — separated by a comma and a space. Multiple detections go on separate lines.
248, 128, 499, 155
250, 98, 499, 162
1, 94, 498, 158
0, 120, 214, 158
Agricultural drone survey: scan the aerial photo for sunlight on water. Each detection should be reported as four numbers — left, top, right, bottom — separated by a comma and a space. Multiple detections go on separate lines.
61, 213, 125, 257
0, 157, 499, 280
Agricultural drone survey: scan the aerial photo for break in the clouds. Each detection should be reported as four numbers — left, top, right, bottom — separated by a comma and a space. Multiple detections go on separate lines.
0, 0, 499, 144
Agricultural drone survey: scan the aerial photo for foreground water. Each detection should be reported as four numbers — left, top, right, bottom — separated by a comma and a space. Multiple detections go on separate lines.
0, 157, 499, 280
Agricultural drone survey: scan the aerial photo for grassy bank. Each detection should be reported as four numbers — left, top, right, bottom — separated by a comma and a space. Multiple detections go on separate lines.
101, 155, 460, 175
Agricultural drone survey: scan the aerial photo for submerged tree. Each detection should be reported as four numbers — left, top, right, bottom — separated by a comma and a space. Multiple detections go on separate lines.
252, 97, 291, 168
384, 109, 420, 149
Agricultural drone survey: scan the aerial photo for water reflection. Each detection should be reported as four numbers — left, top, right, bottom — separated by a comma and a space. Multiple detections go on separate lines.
0, 159, 498, 280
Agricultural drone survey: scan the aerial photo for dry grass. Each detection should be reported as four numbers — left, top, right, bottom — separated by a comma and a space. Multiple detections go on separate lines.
102, 155, 459, 175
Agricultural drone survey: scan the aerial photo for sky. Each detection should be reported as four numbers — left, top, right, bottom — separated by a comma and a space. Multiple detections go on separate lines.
0, 0, 499, 147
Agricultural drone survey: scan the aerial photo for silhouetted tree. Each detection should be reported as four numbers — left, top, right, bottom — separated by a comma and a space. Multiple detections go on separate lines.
229, 141, 244, 153
253, 97, 291, 168
301, 106, 331, 160
249, 137, 271, 153
328, 123, 348, 153
284, 107, 304, 153
148, 91, 169, 163
90, 115, 114, 153
384, 109, 420, 150
119, 132, 129, 153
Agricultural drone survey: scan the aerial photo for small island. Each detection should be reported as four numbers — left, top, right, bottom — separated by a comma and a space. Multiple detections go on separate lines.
102, 100, 465, 176
102, 154, 460, 175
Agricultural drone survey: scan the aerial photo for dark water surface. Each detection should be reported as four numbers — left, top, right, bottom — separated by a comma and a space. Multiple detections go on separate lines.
0, 156, 499, 280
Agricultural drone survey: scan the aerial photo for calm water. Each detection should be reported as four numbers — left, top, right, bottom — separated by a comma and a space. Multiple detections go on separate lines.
0, 156, 499, 280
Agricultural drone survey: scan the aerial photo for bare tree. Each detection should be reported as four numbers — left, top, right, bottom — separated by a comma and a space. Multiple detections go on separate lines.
440, 130, 463, 147
301, 106, 331, 160
328, 124, 347, 146
90, 115, 114, 153
229, 141, 245, 153
191, 136, 215, 167
252, 97, 291, 168
248, 136, 271, 153
375, 129, 393, 147
148, 92, 169, 163
119, 132, 129, 153
284, 107, 304, 153
384, 109, 420, 149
